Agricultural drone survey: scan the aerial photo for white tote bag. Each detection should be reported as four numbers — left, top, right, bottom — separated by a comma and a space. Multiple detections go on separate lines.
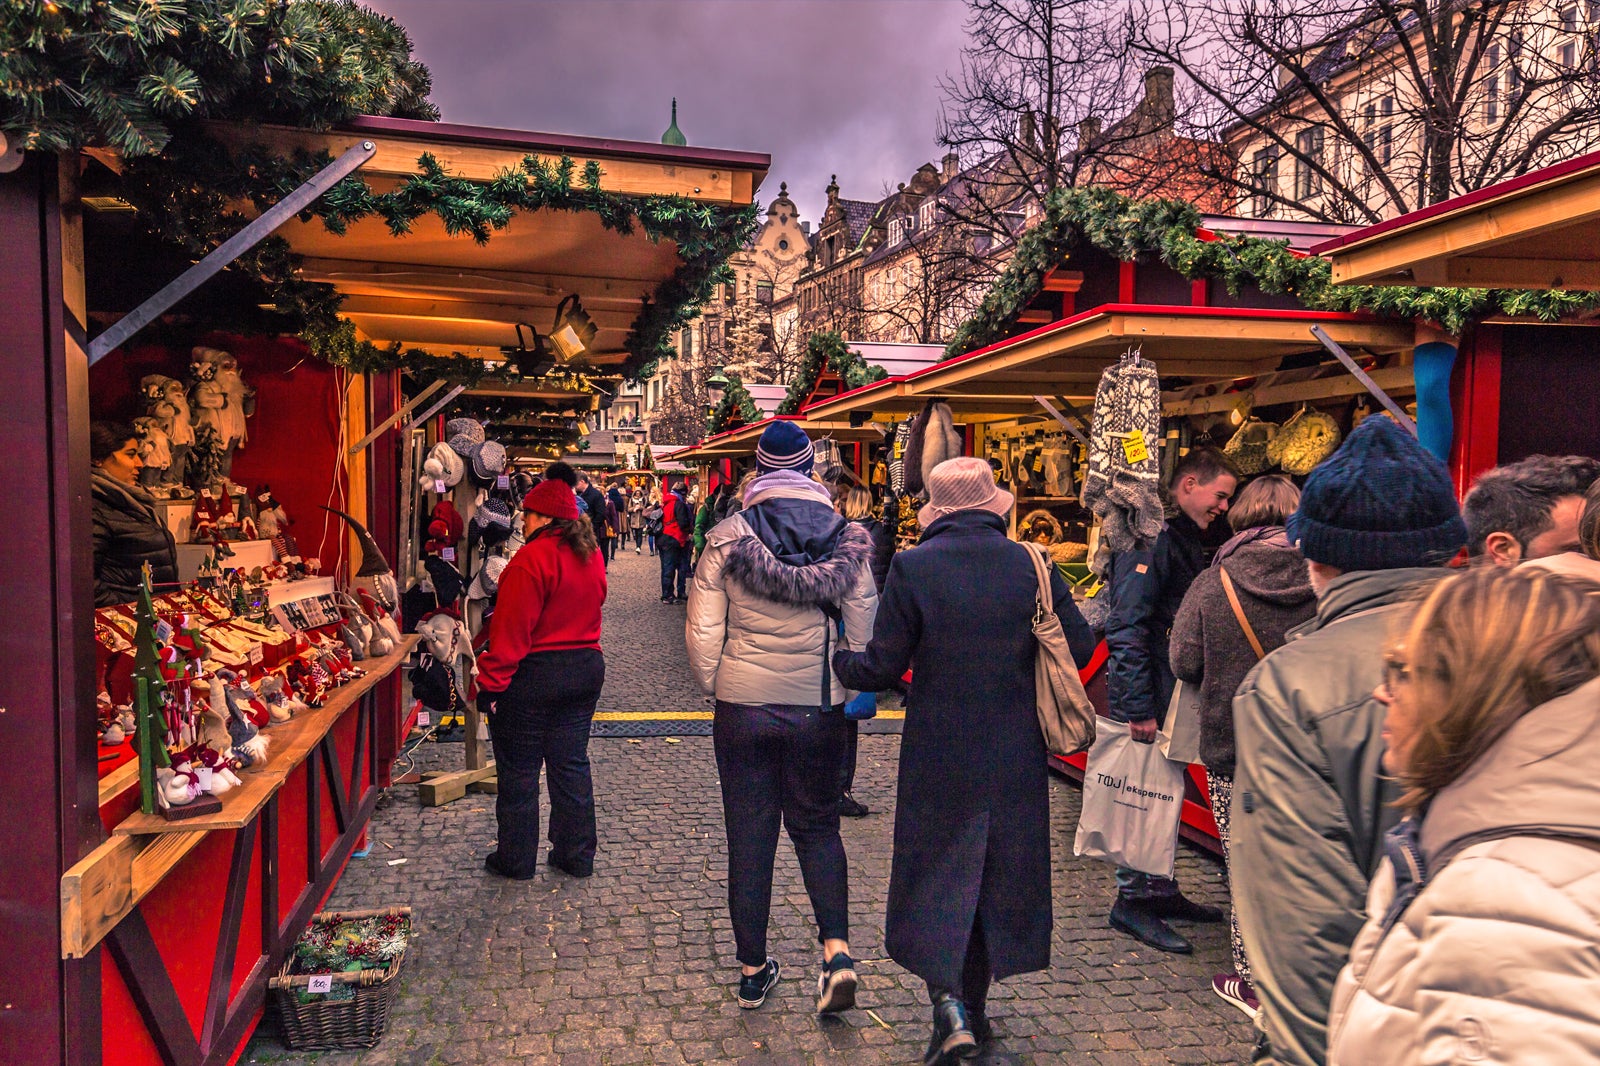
1074, 728, 1187, 878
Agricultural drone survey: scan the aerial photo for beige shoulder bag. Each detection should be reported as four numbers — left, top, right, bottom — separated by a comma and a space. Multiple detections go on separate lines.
1024, 543, 1097, 756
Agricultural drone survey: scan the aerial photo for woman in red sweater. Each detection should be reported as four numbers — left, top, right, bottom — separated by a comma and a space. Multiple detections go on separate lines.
476, 478, 608, 879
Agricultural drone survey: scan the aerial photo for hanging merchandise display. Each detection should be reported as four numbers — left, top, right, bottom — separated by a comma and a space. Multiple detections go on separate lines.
1081, 351, 1164, 563
1223, 418, 1279, 476
1274, 407, 1344, 476
901, 399, 963, 497
889, 418, 912, 494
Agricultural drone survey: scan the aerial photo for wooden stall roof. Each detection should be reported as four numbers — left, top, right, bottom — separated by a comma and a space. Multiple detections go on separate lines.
207, 116, 770, 363
1311, 148, 1600, 289
801, 304, 1414, 421
674, 416, 886, 463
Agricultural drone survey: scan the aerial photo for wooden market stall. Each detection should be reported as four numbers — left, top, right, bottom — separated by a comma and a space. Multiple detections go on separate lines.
3, 113, 767, 1066
1312, 146, 1600, 489
800, 297, 1421, 851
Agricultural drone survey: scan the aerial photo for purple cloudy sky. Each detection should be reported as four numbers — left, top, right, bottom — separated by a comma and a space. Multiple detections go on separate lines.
368, 0, 970, 224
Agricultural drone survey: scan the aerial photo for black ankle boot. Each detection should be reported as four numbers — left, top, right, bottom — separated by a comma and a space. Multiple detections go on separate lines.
925, 992, 979, 1065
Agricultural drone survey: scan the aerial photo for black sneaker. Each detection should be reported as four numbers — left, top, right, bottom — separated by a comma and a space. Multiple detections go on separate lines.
839, 794, 870, 818
816, 952, 858, 1014
925, 993, 979, 1064
738, 958, 780, 1009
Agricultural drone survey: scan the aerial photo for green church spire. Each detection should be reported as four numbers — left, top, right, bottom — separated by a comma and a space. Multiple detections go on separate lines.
661, 98, 687, 147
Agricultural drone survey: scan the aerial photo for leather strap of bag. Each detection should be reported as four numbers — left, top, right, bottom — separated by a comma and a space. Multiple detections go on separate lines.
1220, 566, 1267, 662
1026, 542, 1052, 618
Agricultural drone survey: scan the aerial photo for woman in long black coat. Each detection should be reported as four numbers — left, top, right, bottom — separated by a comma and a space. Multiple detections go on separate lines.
833, 458, 1095, 1064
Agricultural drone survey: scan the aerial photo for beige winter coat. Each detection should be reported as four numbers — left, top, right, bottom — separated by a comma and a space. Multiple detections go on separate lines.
1326, 676, 1600, 1066
686, 482, 878, 707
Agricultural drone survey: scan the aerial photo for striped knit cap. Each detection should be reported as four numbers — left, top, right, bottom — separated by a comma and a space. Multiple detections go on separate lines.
755, 420, 814, 474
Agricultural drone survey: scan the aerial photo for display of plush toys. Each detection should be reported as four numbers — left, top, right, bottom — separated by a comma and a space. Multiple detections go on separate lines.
141, 373, 195, 491
191, 488, 241, 544
257, 673, 307, 723
255, 486, 300, 561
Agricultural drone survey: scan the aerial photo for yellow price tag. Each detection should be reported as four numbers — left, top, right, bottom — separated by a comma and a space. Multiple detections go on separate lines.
1122, 430, 1150, 464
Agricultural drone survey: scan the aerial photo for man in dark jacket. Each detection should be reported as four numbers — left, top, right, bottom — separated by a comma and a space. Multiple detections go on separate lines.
658, 480, 694, 603
1232, 418, 1467, 1066
606, 480, 627, 563
576, 474, 609, 564
1102, 448, 1238, 954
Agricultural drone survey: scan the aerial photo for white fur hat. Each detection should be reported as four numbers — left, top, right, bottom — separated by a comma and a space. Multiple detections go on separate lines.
423, 441, 465, 488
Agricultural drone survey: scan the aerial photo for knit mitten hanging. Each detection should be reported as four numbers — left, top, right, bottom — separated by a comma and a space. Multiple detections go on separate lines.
890, 419, 912, 494
1084, 354, 1164, 552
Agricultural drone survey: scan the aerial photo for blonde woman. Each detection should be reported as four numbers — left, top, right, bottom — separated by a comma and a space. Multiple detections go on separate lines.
1328, 566, 1600, 1064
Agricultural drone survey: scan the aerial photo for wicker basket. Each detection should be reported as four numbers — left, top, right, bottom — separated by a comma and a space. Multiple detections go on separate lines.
268, 907, 411, 1050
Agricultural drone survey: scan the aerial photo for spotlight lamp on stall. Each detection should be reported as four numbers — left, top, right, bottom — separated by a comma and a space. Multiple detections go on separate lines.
549, 294, 598, 363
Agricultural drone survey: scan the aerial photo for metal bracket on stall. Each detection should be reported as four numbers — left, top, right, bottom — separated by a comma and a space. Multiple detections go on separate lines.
404, 383, 469, 430
1033, 396, 1092, 448
1310, 325, 1418, 435
348, 379, 448, 454
86, 140, 379, 366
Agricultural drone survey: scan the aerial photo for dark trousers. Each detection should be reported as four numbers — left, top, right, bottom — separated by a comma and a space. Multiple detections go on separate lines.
840, 719, 859, 793
602, 536, 615, 565
486, 648, 605, 877
632, 527, 644, 549
713, 701, 849, 967
659, 538, 690, 599
929, 914, 992, 1015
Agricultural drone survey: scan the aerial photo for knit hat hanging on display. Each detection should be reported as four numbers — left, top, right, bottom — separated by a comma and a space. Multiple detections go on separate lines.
467, 439, 508, 483
422, 440, 465, 490
1286, 417, 1466, 572
1081, 348, 1164, 557
444, 418, 485, 447
468, 555, 509, 601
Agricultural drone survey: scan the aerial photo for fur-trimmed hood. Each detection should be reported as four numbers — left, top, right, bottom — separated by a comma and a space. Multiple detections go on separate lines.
722, 518, 873, 607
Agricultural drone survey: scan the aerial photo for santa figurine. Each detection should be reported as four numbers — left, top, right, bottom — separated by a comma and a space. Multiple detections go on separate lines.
191, 347, 254, 482
132, 416, 173, 492
142, 374, 195, 492
255, 486, 298, 560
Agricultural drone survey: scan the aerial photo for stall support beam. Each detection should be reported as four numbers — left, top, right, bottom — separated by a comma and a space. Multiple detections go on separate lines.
0, 153, 103, 1066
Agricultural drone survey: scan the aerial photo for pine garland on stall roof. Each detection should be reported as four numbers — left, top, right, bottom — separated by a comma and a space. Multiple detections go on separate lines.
773, 332, 889, 417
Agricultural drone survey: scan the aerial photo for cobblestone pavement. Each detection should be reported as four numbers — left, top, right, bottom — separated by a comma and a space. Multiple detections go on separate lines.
246, 548, 1256, 1065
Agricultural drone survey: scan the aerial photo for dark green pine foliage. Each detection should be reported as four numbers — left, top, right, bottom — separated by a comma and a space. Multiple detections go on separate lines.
945, 185, 1600, 358
774, 332, 888, 416
705, 371, 761, 436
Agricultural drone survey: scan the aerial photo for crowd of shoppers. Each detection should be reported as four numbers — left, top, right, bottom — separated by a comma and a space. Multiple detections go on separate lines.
462, 419, 1600, 1065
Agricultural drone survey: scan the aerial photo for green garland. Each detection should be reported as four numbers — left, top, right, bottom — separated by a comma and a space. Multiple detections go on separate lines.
705, 371, 761, 436
774, 332, 889, 416
945, 185, 1600, 357
2, 0, 437, 156
118, 137, 757, 383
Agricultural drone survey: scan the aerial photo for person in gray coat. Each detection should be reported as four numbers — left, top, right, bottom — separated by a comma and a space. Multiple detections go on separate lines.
1169, 474, 1315, 1018
1231, 418, 1467, 1066
834, 458, 1095, 1065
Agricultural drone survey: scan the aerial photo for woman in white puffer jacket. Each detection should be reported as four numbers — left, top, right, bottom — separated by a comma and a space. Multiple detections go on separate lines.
685, 421, 877, 1017
1327, 566, 1600, 1065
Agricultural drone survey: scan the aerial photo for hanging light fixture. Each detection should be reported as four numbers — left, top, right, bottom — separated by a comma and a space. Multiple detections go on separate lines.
504, 322, 554, 378
549, 294, 598, 362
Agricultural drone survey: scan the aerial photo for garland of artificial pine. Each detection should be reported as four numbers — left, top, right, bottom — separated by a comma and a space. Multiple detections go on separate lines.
1, 0, 437, 156
705, 371, 761, 435
944, 185, 1600, 358
774, 332, 889, 416
118, 139, 756, 383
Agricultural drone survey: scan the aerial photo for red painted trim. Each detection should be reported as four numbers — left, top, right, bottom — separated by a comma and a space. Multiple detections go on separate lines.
1118, 261, 1137, 303
1311, 146, 1600, 255
1190, 278, 1209, 306
1449, 326, 1503, 494
337, 115, 772, 171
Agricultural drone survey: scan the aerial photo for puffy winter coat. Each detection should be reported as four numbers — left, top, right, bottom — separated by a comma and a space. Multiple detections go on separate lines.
91, 470, 178, 606
852, 516, 895, 593
1103, 511, 1207, 724
1327, 676, 1600, 1066
660, 490, 691, 546
1168, 527, 1315, 774
1232, 567, 1454, 1066
686, 478, 877, 708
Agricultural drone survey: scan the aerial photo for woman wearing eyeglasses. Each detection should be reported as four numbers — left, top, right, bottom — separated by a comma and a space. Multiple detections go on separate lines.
1327, 566, 1600, 1064
475, 478, 608, 880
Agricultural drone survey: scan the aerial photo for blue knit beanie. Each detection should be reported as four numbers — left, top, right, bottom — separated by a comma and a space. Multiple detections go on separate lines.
1287, 417, 1466, 572
755, 420, 814, 474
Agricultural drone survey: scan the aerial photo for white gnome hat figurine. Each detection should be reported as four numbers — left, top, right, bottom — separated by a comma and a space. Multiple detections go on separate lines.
143, 373, 195, 490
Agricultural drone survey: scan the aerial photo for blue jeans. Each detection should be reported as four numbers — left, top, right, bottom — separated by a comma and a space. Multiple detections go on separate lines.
659, 537, 690, 599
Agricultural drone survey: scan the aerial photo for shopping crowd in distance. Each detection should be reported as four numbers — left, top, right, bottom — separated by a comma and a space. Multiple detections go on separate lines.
464, 417, 1600, 1066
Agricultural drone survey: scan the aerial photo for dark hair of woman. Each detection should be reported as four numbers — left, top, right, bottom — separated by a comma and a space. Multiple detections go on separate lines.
541, 515, 599, 561
90, 421, 139, 464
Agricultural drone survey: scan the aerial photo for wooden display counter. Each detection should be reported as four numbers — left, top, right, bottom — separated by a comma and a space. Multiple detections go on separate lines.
59, 636, 418, 1066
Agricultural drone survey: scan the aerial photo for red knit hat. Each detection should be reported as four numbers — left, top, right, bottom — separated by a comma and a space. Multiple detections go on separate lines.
521, 479, 580, 521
